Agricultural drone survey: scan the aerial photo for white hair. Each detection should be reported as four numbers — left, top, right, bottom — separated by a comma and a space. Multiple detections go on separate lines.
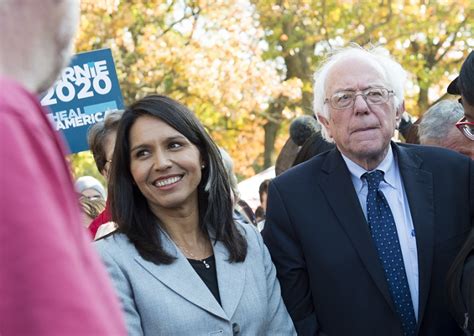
313, 45, 408, 142
418, 100, 464, 144
0, 0, 80, 93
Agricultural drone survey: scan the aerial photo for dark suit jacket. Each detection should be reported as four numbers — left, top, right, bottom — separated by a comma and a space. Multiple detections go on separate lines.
263, 143, 474, 336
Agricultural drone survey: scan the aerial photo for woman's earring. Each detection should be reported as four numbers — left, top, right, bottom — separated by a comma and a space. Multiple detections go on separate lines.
201, 163, 206, 169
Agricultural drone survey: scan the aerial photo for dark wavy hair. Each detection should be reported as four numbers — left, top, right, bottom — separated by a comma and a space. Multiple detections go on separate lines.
109, 95, 247, 264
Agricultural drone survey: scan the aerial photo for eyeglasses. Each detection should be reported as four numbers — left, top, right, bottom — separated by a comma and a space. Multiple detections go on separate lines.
79, 194, 103, 201
324, 87, 394, 110
455, 116, 474, 141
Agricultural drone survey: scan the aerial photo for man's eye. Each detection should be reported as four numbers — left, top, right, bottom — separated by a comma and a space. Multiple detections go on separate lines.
336, 93, 353, 102
367, 89, 383, 97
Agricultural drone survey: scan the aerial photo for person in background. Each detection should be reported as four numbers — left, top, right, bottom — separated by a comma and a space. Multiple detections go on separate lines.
447, 50, 474, 140
445, 50, 474, 336
258, 179, 271, 213
288, 114, 335, 166
0, 0, 126, 334
263, 45, 473, 336
219, 147, 257, 226
398, 111, 416, 141
418, 100, 473, 159
254, 179, 271, 231
87, 109, 124, 239
95, 95, 295, 335
75, 175, 107, 201
292, 132, 335, 166
79, 197, 106, 228
255, 206, 266, 224
402, 116, 422, 144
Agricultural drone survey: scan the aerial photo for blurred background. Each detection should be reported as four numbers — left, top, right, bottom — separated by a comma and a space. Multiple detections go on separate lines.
70, 0, 473, 185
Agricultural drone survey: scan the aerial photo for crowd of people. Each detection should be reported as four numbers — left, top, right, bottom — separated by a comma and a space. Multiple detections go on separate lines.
1, 1, 473, 335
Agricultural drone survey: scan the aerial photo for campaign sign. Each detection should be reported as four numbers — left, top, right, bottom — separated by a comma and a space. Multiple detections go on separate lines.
40, 48, 124, 153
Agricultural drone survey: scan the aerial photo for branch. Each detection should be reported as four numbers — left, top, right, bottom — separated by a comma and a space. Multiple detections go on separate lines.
320, 0, 332, 49
184, 7, 201, 45
434, 17, 468, 64
155, 8, 201, 40
353, 0, 393, 45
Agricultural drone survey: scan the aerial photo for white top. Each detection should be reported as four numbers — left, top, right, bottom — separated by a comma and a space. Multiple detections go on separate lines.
341, 147, 419, 319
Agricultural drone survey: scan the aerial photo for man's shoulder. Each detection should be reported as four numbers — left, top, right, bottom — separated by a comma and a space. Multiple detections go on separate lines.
0, 77, 39, 115
396, 142, 471, 167
0, 76, 53, 142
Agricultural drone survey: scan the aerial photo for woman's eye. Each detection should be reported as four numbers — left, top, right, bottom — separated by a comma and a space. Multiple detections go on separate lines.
136, 149, 150, 158
169, 142, 182, 150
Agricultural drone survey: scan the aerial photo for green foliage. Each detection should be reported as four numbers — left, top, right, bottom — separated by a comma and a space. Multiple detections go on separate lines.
69, 151, 106, 186
74, 0, 472, 177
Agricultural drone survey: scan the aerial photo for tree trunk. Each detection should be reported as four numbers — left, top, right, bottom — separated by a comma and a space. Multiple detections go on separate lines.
262, 97, 286, 168
263, 120, 279, 169
417, 87, 429, 115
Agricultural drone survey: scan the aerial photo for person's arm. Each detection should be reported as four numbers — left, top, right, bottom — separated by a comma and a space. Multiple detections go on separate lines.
95, 243, 144, 336
262, 182, 325, 336
0, 96, 126, 335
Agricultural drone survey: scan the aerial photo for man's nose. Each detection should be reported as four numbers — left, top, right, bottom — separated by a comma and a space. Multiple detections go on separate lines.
353, 94, 370, 114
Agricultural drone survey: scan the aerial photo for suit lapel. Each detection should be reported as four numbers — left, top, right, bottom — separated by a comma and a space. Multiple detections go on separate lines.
394, 144, 434, 328
319, 149, 395, 311
134, 232, 228, 321
213, 238, 246, 319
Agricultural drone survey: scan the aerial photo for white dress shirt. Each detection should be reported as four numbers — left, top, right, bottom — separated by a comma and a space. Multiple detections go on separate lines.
341, 147, 419, 319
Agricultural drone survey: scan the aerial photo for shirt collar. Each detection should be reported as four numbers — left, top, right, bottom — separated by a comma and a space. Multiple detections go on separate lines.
341, 145, 397, 190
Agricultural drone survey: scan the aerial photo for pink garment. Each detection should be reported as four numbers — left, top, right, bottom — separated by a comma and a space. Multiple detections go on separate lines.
0, 77, 126, 335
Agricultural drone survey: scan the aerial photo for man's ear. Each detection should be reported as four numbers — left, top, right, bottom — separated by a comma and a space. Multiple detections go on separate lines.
396, 100, 405, 122
316, 114, 332, 138
316, 113, 328, 127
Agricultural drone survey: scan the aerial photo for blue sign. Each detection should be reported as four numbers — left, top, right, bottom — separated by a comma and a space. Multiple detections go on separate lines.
40, 48, 124, 153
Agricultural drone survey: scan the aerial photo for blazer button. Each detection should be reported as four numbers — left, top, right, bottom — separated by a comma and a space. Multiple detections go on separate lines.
232, 322, 240, 335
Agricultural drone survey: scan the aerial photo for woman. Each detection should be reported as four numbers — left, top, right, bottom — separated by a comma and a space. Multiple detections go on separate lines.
95, 95, 295, 335
87, 109, 124, 239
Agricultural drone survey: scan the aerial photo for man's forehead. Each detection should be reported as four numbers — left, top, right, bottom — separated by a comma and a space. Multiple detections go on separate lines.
325, 56, 387, 93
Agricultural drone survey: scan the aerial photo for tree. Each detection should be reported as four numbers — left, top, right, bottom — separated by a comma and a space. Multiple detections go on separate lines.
253, 0, 472, 167
75, 0, 300, 178
72, 0, 473, 178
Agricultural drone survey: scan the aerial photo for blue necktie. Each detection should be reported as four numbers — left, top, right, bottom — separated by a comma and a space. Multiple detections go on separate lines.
364, 170, 416, 336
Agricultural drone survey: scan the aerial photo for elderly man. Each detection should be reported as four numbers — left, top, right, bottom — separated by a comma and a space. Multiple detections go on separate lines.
0, 0, 125, 334
263, 46, 473, 336
448, 51, 474, 141
418, 100, 474, 159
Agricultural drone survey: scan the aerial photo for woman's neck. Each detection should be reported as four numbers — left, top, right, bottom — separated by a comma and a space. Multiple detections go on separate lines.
155, 205, 207, 248
159, 208, 213, 260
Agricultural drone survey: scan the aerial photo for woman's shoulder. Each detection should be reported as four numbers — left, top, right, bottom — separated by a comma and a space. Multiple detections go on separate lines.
234, 218, 258, 236
234, 219, 264, 251
94, 231, 134, 257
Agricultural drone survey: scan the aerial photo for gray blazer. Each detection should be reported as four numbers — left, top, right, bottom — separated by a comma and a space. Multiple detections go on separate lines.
95, 222, 295, 336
